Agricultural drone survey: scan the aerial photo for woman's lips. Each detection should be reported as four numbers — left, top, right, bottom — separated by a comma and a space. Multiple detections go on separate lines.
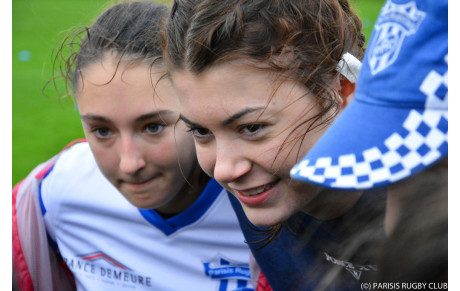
234, 180, 279, 206
124, 175, 158, 191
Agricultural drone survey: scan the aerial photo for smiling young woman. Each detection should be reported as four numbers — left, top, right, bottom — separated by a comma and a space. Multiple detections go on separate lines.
165, 0, 387, 290
173, 62, 361, 227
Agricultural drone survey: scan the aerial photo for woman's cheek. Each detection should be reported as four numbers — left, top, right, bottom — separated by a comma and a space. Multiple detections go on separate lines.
151, 141, 178, 164
195, 146, 215, 177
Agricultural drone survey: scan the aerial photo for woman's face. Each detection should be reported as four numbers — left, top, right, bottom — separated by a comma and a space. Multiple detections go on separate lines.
77, 55, 198, 214
171, 62, 332, 227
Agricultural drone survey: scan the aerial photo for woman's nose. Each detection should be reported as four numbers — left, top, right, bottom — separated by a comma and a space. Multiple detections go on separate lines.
212, 142, 251, 183
119, 137, 146, 175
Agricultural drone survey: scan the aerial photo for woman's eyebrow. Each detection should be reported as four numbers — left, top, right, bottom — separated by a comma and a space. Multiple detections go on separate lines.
179, 114, 201, 127
81, 110, 174, 124
135, 110, 175, 123
221, 107, 264, 126
180, 107, 264, 128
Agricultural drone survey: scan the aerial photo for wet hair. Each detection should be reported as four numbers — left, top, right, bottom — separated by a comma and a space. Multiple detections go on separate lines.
50, 1, 169, 99
165, 0, 364, 131
165, 0, 365, 243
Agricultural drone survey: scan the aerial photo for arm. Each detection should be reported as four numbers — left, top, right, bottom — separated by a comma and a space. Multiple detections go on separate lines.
12, 140, 85, 291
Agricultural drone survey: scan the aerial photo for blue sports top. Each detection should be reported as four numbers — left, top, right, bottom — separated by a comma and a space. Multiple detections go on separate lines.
229, 187, 386, 291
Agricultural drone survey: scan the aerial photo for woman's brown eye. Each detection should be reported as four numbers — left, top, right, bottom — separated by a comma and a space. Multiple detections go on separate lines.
240, 124, 265, 136
196, 128, 210, 136
247, 124, 261, 132
187, 127, 212, 139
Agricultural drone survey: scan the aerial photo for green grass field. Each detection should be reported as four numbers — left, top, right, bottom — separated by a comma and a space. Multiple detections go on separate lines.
12, 0, 386, 185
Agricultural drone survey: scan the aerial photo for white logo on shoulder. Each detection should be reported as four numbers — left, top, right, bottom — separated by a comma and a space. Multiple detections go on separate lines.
324, 252, 377, 280
368, 1, 426, 75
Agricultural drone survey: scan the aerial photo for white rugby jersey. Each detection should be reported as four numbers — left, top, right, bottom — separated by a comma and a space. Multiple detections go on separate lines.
39, 142, 254, 291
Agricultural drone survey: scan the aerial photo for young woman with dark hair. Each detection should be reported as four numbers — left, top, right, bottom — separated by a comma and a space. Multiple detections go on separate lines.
164, 0, 387, 290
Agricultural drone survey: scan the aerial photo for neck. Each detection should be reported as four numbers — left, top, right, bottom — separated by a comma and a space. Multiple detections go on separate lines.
156, 162, 210, 219
180, 167, 211, 199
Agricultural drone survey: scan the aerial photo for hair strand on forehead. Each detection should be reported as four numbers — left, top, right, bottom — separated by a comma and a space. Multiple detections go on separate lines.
165, 0, 366, 244
45, 1, 169, 102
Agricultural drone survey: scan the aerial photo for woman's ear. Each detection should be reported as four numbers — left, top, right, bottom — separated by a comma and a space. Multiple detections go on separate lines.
338, 76, 356, 110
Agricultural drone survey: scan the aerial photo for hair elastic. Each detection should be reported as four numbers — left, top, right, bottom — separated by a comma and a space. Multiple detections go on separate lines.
337, 52, 361, 84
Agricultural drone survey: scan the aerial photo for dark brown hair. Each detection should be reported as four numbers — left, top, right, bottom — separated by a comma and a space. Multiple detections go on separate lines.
50, 1, 169, 99
165, 0, 364, 123
165, 0, 365, 242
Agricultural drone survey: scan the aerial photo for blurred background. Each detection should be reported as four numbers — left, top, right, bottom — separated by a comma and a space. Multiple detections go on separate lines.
12, 0, 386, 185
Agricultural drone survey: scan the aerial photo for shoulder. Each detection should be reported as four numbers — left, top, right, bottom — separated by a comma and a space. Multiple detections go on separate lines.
54, 142, 93, 168
14, 140, 90, 197
40, 141, 104, 200
48, 142, 96, 179
39, 141, 124, 220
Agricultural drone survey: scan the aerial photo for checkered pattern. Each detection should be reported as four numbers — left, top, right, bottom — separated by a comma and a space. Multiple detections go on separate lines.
291, 59, 448, 189
291, 110, 447, 189
422, 54, 448, 109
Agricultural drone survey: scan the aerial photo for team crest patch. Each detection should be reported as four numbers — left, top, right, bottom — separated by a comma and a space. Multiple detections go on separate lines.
203, 255, 254, 291
368, 1, 426, 75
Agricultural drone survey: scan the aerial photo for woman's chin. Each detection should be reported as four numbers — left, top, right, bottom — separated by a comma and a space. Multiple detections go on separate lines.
241, 205, 287, 228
